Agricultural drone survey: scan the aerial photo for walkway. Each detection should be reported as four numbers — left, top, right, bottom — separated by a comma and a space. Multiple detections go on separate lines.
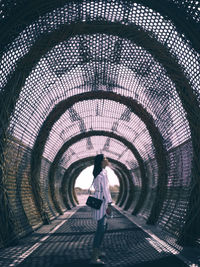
0, 205, 199, 267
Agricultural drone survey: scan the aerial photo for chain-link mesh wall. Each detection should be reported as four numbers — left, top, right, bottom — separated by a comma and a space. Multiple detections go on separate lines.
0, 0, 199, 248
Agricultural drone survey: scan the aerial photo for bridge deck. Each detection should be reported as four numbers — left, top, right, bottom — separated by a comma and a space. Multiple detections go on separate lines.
0, 205, 199, 267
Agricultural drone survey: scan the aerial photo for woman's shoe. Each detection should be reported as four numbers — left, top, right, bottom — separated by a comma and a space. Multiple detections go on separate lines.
90, 258, 105, 265
91, 248, 105, 265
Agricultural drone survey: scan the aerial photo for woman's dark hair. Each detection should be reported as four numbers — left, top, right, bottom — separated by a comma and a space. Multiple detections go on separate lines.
93, 154, 104, 178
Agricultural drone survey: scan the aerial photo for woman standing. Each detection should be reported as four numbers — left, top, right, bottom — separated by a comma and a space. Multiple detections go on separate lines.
90, 154, 112, 265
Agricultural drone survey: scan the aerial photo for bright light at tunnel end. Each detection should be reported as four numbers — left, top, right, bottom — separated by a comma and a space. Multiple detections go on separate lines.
75, 165, 119, 189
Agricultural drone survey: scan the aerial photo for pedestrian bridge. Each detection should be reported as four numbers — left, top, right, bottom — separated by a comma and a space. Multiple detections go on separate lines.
0, 0, 200, 266
1, 204, 200, 266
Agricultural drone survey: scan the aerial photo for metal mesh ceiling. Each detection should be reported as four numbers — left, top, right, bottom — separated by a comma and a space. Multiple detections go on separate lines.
0, 0, 198, 177
1, 1, 199, 89
1, 0, 197, 172
8, 32, 191, 156
59, 136, 137, 169
44, 99, 152, 162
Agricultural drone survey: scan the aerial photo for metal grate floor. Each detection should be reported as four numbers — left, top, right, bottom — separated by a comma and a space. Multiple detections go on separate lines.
0, 206, 197, 267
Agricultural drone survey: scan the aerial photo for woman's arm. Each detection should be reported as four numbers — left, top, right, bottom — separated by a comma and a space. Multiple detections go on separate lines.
101, 170, 112, 204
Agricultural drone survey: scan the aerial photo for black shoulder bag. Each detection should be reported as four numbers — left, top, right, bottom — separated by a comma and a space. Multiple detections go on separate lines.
86, 180, 103, 210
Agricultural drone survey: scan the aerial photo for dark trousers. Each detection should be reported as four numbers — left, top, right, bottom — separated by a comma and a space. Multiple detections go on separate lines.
93, 215, 107, 249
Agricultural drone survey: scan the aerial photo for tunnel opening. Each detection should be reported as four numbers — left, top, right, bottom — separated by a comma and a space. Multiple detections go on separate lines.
74, 165, 120, 206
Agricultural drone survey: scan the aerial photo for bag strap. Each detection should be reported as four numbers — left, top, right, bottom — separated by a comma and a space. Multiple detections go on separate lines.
88, 178, 94, 195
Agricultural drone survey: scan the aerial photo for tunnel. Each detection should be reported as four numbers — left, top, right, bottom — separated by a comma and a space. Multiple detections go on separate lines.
0, 0, 200, 265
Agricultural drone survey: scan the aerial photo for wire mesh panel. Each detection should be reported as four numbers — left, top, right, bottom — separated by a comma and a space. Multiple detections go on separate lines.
4, 137, 42, 234
43, 99, 153, 162
8, 31, 192, 151
157, 140, 193, 235
59, 136, 137, 169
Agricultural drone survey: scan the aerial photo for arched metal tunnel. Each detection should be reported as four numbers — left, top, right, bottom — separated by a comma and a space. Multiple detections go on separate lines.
0, 0, 200, 254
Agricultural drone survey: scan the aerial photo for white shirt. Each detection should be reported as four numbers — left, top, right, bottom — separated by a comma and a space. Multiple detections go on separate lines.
92, 169, 112, 221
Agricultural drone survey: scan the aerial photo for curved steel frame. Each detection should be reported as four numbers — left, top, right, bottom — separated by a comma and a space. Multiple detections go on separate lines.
31, 91, 166, 224
0, 1, 198, 54
0, 17, 199, 244
48, 130, 147, 215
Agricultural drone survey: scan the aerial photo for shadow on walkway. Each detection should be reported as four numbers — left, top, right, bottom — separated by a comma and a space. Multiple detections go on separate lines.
55, 255, 187, 267
0, 205, 192, 267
